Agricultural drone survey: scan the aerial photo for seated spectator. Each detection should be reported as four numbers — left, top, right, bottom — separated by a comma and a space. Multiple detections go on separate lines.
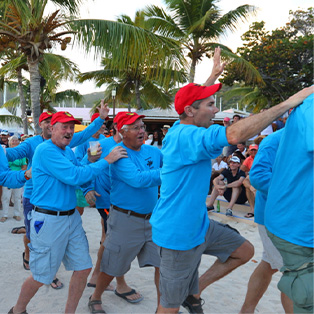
241, 144, 258, 218
207, 156, 247, 216
232, 150, 246, 164
209, 154, 228, 193
235, 142, 247, 158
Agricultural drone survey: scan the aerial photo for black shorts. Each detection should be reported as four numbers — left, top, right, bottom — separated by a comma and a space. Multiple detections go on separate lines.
97, 208, 109, 232
224, 186, 247, 204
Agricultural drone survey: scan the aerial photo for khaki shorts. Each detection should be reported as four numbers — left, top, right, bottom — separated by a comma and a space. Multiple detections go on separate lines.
100, 208, 160, 277
159, 219, 246, 308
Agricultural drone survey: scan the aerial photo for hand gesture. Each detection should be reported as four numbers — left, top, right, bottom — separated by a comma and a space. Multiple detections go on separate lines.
98, 100, 110, 120
85, 190, 101, 206
105, 146, 128, 164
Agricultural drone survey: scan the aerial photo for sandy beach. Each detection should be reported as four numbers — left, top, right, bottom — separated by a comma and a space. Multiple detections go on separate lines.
0, 207, 285, 313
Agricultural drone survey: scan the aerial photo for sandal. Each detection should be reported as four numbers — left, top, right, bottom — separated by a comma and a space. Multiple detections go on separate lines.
50, 277, 64, 290
244, 213, 254, 218
11, 226, 26, 234
182, 295, 204, 314
88, 296, 106, 313
114, 289, 143, 304
8, 306, 28, 314
22, 252, 30, 271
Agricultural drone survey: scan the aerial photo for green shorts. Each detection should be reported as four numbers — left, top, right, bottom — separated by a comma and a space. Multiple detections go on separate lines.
267, 230, 313, 313
75, 189, 89, 208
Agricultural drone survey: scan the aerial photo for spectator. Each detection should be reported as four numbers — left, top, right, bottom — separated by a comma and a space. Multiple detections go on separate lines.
145, 133, 153, 145
209, 154, 228, 193
151, 129, 163, 149
223, 117, 231, 127
235, 142, 247, 158
0, 130, 9, 147
241, 144, 259, 218
207, 156, 247, 216
0, 136, 27, 222
161, 124, 170, 137
233, 114, 241, 123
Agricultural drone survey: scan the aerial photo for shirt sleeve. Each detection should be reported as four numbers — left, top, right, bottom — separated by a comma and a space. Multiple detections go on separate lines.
0, 147, 26, 188
6, 140, 31, 161
70, 117, 104, 148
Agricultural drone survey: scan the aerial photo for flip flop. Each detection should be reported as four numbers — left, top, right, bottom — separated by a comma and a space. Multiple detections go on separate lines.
22, 252, 30, 271
114, 289, 143, 304
50, 277, 64, 290
11, 226, 26, 234
244, 213, 254, 218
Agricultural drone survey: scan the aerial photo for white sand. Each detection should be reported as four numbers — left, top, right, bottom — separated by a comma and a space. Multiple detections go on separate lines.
0, 208, 285, 313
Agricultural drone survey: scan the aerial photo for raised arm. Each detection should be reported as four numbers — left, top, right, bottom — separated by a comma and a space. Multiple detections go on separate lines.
226, 86, 314, 145
204, 47, 226, 86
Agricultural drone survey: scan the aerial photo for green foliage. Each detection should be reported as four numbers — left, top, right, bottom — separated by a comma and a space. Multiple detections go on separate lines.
221, 8, 314, 108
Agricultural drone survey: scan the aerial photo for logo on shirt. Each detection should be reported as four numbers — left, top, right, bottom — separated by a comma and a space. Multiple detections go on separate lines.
146, 157, 153, 168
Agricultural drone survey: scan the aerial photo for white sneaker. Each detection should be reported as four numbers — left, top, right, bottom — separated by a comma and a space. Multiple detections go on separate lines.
226, 208, 233, 216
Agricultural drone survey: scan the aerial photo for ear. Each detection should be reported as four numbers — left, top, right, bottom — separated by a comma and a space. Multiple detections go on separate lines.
183, 105, 194, 117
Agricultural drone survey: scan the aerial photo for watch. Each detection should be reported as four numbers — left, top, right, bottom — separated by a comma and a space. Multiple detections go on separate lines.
24, 171, 30, 180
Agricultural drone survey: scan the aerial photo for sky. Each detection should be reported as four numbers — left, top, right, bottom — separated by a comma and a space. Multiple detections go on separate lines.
50, 0, 312, 95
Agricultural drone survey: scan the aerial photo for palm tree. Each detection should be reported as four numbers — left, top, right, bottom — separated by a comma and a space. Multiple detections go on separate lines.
78, 10, 187, 110
145, 0, 262, 84
1, 0, 185, 133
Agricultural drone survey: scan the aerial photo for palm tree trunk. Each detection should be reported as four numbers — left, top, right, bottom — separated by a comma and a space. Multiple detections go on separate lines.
135, 80, 142, 110
17, 68, 28, 134
27, 57, 41, 134
189, 57, 197, 83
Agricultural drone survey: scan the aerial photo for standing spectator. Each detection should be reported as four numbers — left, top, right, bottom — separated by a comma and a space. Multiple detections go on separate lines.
161, 124, 170, 137
151, 129, 163, 149
223, 117, 231, 127
0, 130, 10, 147
1, 136, 27, 222
265, 92, 314, 313
232, 114, 241, 123
207, 156, 247, 215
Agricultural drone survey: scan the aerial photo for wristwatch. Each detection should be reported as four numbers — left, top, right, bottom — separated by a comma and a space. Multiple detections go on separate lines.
24, 171, 31, 180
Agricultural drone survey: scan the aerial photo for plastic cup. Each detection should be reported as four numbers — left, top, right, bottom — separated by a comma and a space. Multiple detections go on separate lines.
89, 141, 99, 156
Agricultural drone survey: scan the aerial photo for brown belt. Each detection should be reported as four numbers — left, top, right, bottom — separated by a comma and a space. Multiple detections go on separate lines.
112, 205, 151, 220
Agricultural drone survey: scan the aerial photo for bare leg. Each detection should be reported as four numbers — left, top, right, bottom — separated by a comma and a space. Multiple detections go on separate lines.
207, 187, 219, 207
227, 187, 241, 209
90, 272, 115, 312
197, 240, 254, 298
157, 305, 179, 313
12, 276, 44, 313
243, 178, 254, 213
65, 268, 91, 314
239, 260, 277, 313
281, 292, 294, 313
155, 267, 161, 306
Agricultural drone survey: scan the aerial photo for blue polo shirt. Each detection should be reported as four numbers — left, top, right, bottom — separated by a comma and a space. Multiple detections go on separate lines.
5, 117, 105, 199
110, 142, 162, 214
31, 140, 108, 211
250, 129, 283, 225
265, 93, 314, 247
150, 121, 228, 250
0, 146, 26, 188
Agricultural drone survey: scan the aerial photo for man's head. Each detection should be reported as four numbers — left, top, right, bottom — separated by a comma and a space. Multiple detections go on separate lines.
236, 142, 246, 152
216, 154, 224, 163
39, 111, 54, 139
174, 83, 222, 128
114, 112, 146, 150
248, 144, 258, 158
1, 130, 9, 144
162, 125, 170, 136
50, 111, 81, 149
232, 114, 241, 123
229, 155, 241, 170
223, 117, 231, 127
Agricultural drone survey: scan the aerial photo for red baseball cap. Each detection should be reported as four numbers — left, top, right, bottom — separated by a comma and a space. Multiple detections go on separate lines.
114, 112, 145, 131
249, 144, 258, 150
174, 83, 222, 115
91, 112, 109, 122
39, 111, 54, 123
51, 111, 81, 125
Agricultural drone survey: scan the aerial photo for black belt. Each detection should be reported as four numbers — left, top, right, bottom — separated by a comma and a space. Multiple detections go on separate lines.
34, 207, 75, 216
112, 205, 151, 220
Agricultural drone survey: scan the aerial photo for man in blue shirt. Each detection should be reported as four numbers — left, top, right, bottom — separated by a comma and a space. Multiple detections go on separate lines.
9, 111, 127, 314
88, 112, 163, 314
151, 47, 314, 313
264, 93, 314, 313
6, 105, 108, 279
240, 129, 293, 313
